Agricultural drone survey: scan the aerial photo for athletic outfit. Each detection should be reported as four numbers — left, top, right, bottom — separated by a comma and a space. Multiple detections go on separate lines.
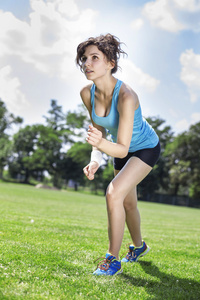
90, 79, 158, 276
91, 79, 160, 169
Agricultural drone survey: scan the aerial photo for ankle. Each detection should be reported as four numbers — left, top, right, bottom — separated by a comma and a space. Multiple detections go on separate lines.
108, 251, 119, 261
133, 241, 143, 248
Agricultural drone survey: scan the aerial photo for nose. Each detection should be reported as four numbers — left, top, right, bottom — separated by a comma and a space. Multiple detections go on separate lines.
84, 58, 91, 67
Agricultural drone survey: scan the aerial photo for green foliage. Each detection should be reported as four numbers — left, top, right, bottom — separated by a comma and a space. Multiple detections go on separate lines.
0, 98, 200, 202
102, 162, 114, 192
139, 117, 174, 198
0, 182, 199, 299
66, 104, 90, 130
164, 122, 200, 198
67, 142, 105, 192
66, 104, 90, 142
67, 142, 91, 168
7, 100, 90, 188
0, 135, 12, 177
43, 99, 66, 131
0, 100, 23, 178
0, 99, 23, 134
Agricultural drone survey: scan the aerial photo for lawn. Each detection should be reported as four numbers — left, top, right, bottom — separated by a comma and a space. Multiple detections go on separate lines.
0, 182, 199, 299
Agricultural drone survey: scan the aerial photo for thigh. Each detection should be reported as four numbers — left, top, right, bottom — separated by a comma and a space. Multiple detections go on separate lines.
110, 156, 152, 200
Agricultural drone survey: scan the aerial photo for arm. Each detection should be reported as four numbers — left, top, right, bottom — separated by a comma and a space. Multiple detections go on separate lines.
86, 87, 138, 158
80, 86, 106, 139
80, 86, 106, 180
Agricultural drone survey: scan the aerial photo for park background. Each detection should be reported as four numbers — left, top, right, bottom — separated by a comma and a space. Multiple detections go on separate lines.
0, 0, 200, 206
0, 1, 200, 299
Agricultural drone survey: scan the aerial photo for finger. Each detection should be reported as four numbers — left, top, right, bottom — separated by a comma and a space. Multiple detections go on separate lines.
86, 138, 97, 146
90, 132, 100, 139
90, 127, 99, 135
86, 136, 98, 145
88, 174, 94, 180
88, 126, 100, 135
86, 135, 96, 143
85, 169, 94, 180
83, 167, 89, 176
88, 125, 94, 132
88, 167, 95, 175
87, 131, 101, 141
84, 171, 89, 177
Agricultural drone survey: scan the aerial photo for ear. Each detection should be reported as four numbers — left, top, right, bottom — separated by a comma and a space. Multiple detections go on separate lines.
110, 59, 115, 70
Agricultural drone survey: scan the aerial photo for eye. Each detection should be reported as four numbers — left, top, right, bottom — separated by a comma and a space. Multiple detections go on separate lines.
92, 55, 99, 60
81, 56, 86, 63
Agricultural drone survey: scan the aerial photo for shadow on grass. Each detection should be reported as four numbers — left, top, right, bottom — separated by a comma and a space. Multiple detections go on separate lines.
121, 261, 200, 299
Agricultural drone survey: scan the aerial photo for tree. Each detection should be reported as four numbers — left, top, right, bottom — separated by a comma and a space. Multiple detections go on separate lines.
66, 142, 91, 189
164, 122, 200, 199
43, 100, 90, 187
0, 100, 23, 179
8, 100, 91, 188
102, 161, 114, 194
138, 117, 174, 199
66, 104, 91, 144
9, 125, 40, 183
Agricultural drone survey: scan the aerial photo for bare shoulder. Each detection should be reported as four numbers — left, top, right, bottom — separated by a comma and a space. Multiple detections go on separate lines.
118, 82, 139, 109
80, 84, 92, 104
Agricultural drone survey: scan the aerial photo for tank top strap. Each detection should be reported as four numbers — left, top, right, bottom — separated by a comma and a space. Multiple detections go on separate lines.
112, 80, 122, 109
90, 84, 95, 106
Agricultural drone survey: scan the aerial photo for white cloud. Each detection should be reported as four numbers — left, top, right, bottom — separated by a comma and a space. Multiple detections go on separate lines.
142, 0, 184, 32
142, 0, 200, 32
191, 112, 200, 123
57, 0, 79, 17
130, 18, 144, 30
0, 0, 98, 78
175, 118, 189, 132
0, 65, 28, 113
175, 112, 200, 133
173, 0, 200, 12
180, 49, 200, 103
118, 59, 160, 93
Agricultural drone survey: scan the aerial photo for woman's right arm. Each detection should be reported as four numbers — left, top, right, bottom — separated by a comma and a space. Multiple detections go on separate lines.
80, 86, 106, 180
80, 86, 106, 135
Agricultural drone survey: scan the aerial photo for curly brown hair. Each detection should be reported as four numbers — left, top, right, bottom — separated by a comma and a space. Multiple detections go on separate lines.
76, 33, 127, 74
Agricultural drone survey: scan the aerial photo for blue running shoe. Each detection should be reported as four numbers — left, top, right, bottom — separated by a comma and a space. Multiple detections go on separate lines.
93, 253, 122, 276
121, 241, 150, 263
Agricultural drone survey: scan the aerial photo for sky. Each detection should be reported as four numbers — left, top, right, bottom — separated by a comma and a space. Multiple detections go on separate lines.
0, 0, 200, 135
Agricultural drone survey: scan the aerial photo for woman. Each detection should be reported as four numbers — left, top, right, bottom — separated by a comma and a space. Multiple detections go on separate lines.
76, 34, 160, 276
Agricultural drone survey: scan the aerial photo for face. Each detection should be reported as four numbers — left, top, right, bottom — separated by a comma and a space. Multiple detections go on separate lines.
81, 45, 114, 81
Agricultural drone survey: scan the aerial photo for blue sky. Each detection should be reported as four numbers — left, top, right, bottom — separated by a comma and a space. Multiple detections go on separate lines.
0, 0, 200, 135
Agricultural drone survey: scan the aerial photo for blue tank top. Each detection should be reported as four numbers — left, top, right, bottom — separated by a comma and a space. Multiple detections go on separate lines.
91, 79, 159, 152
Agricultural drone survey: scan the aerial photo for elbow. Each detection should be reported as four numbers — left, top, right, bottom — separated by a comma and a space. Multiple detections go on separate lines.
118, 147, 129, 159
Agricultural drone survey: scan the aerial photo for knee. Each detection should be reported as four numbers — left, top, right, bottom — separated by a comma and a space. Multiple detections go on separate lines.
106, 183, 119, 206
106, 184, 114, 204
123, 200, 137, 212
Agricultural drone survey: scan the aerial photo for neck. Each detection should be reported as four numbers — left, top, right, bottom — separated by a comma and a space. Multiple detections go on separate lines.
93, 75, 117, 97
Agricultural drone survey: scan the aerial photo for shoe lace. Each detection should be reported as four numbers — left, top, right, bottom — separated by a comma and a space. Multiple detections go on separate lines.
120, 243, 135, 260
94, 255, 114, 271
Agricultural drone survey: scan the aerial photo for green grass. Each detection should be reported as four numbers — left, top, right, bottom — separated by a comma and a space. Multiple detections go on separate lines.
0, 182, 199, 300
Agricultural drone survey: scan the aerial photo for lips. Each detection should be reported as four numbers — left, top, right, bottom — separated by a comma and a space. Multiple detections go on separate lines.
85, 69, 93, 74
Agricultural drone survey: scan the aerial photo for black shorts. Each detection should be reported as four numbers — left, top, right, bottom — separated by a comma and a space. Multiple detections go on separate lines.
114, 142, 161, 170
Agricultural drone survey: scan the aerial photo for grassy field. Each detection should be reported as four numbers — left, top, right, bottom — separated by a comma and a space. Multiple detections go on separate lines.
0, 182, 199, 300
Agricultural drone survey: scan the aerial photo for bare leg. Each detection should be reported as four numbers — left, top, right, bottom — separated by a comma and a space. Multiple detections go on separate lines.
123, 187, 142, 247
106, 157, 152, 259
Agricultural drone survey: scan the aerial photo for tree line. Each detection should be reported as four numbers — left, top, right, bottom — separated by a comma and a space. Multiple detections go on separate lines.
0, 99, 200, 203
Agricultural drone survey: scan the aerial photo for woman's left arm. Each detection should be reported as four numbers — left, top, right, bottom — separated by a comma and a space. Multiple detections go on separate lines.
86, 90, 138, 158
